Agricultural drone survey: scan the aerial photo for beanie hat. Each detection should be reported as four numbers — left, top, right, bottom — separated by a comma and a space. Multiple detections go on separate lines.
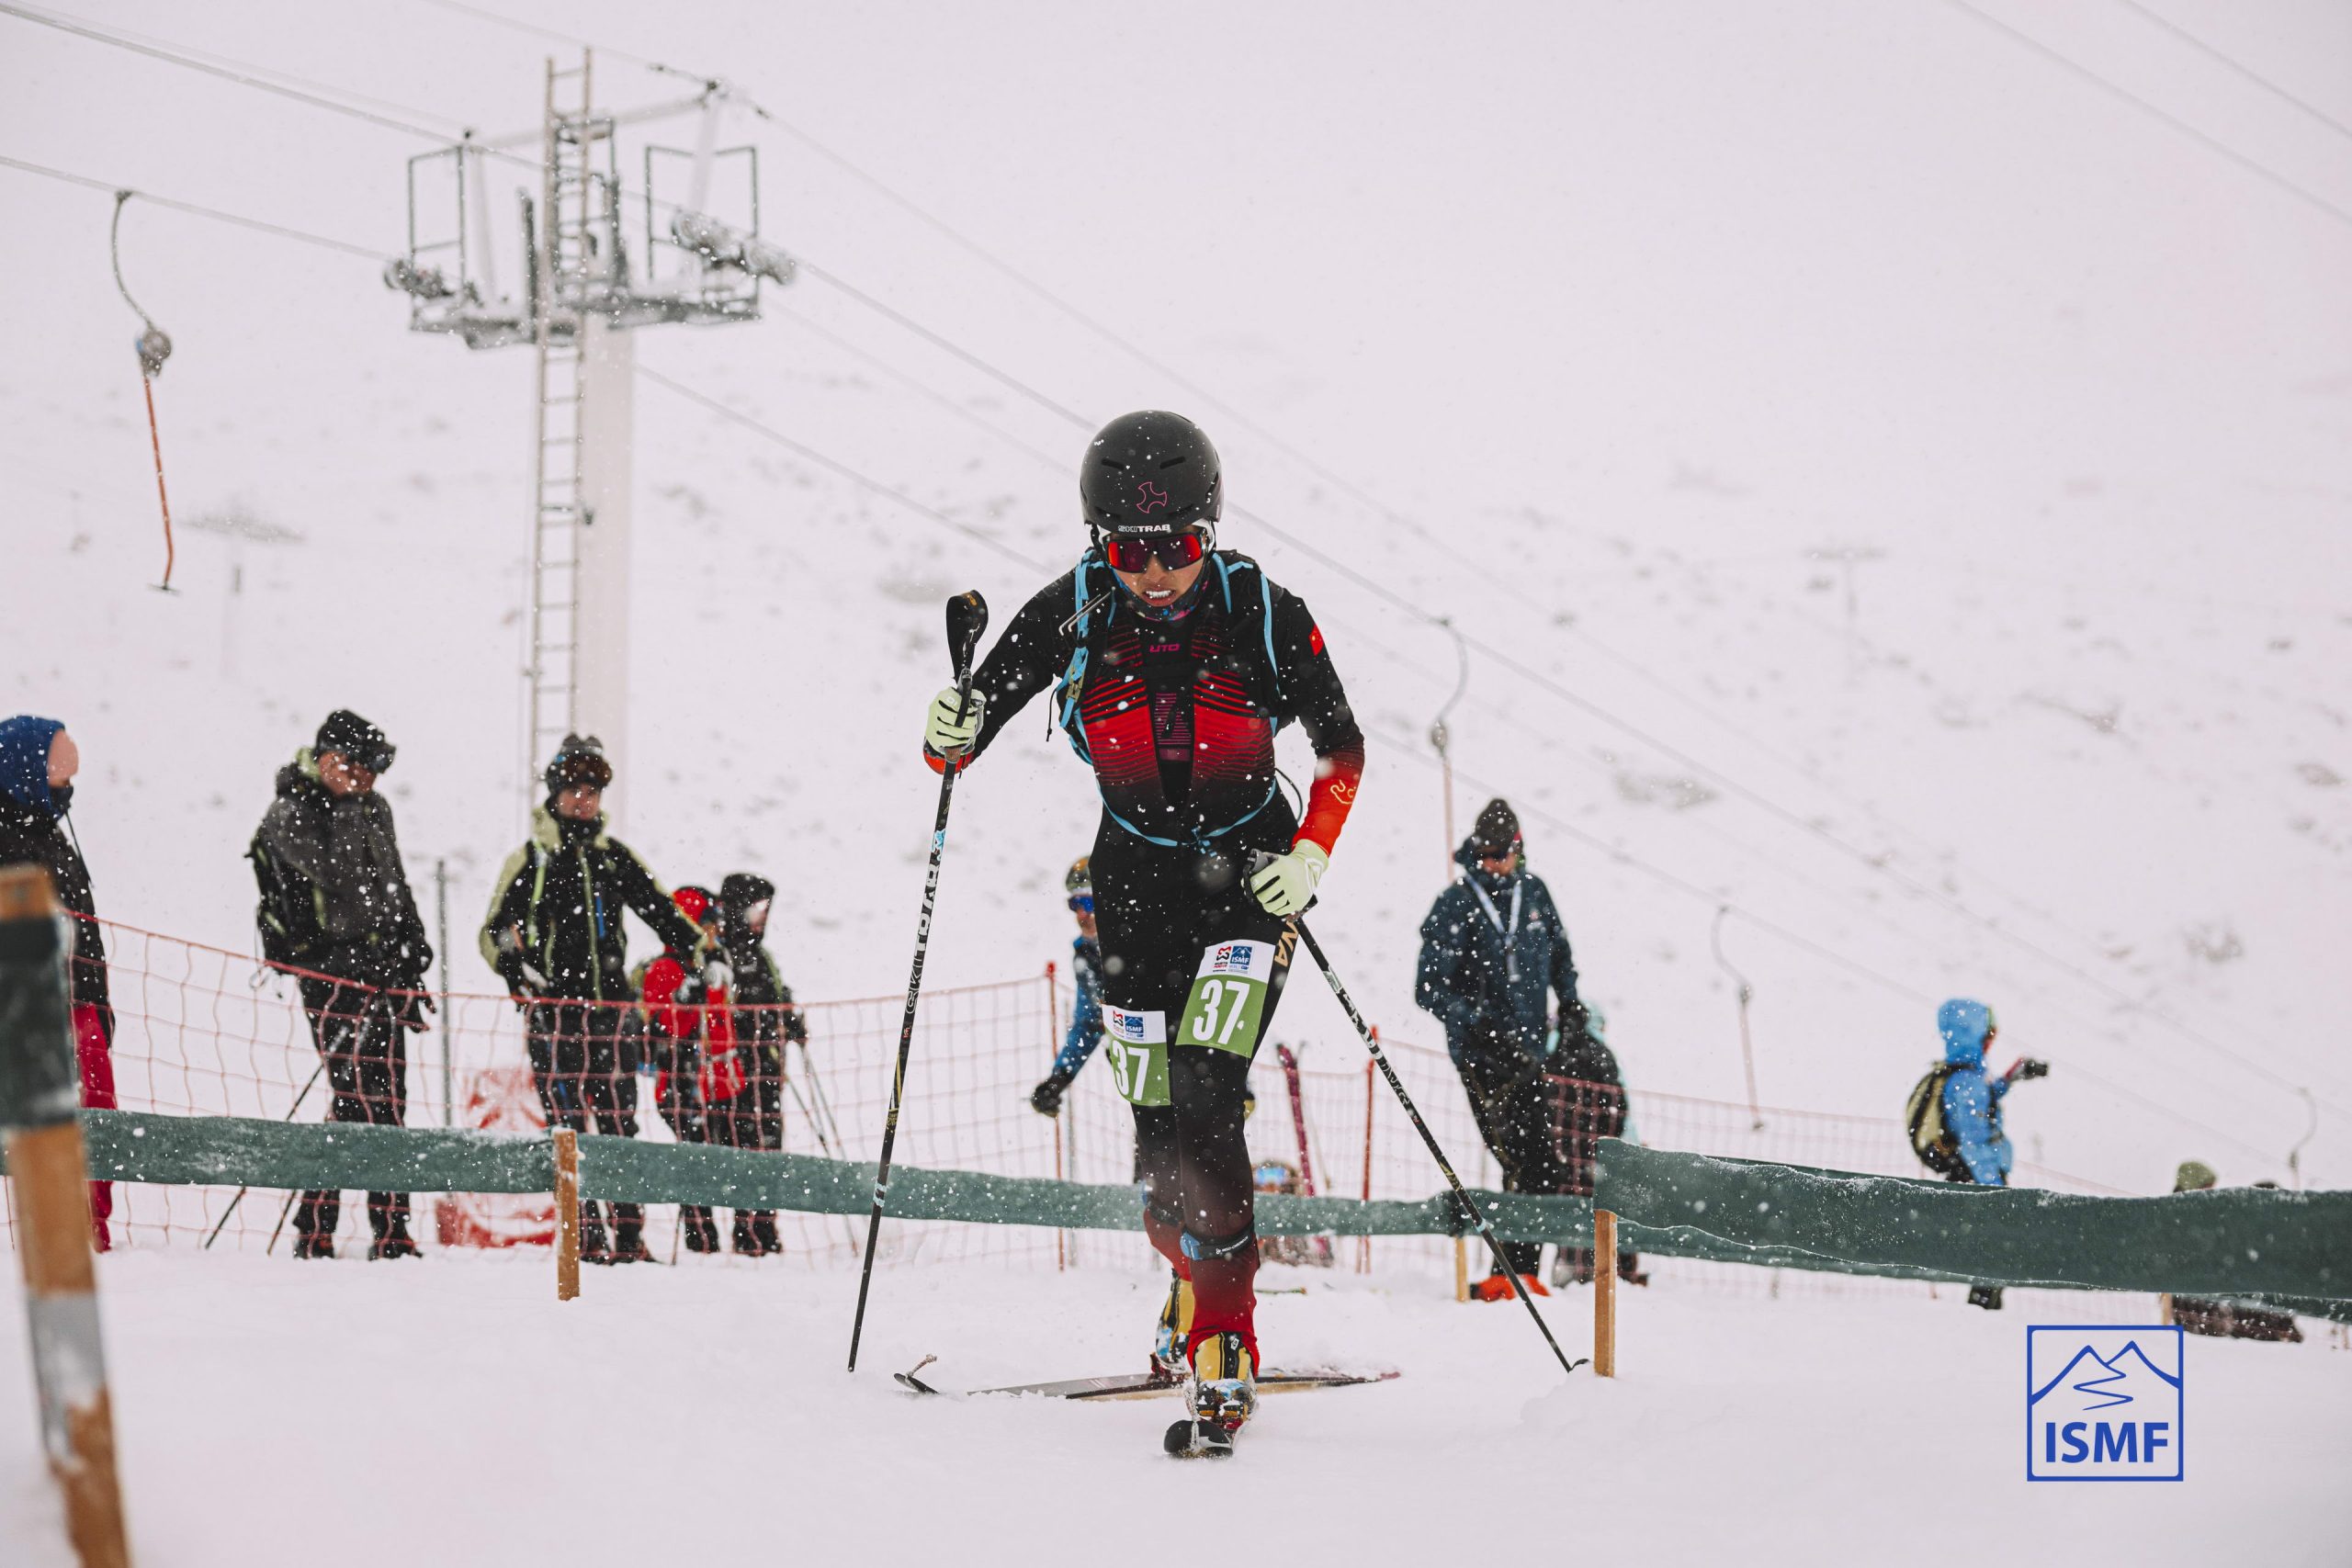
543, 734, 614, 800
2173, 1160, 2219, 1193
1470, 798, 1521, 857
720, 872, 775, 917
315, 709, 396, 773
0, 716, 67, 819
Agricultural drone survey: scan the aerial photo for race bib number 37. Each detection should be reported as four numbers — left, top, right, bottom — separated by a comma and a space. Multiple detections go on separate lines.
1101, 1008, 1170, 1107
1180, 940, 1277, 1058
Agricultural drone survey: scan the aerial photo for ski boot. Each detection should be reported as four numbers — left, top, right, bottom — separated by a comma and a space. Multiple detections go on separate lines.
1150, 1269, 1195, 1383
608, 1205, 652, 1264
1470, 1270, 1549, 1303
579, 1201, 614, 1265
1164, 1331, 1254, 1459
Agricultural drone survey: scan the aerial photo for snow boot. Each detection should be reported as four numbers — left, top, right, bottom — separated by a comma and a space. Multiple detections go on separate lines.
1151, 1269, 1195, 1382
579, 1201, 613, 1265
608, 1203, 650, 1262
368, 1234, 422, 1261
1471, 1271, 1549, 1303
290, 1232, 335, 1261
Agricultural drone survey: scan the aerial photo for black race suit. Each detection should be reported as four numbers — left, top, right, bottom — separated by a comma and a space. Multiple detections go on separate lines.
944, 549, 1365, 1359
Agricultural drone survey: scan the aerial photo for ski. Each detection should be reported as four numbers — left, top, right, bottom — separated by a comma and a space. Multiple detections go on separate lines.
894, 1359, 1396, 1401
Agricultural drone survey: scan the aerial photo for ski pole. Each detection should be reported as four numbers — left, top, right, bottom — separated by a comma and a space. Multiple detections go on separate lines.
204, 1056, 329, 1250
847, 590, 989, 1371
1286, 909, 1587, 1379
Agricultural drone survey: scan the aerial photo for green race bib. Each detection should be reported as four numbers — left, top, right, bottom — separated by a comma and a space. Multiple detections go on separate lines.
1178, 940, 1280, 1058
1100, 1008, 1170, 1106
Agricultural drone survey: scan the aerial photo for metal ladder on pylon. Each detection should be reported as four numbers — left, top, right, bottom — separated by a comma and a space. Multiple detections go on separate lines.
523, 52, 599, 793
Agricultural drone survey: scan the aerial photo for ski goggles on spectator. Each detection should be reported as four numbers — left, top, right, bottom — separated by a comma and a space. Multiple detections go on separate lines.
1102, 528, 1206, 574
1067, 894, 1094, 914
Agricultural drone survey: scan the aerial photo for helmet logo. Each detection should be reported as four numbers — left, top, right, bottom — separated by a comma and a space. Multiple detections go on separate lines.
1136, 481, 1169, 513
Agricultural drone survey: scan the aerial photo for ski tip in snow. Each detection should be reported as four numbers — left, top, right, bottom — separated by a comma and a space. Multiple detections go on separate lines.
894, 1354, 944, 1396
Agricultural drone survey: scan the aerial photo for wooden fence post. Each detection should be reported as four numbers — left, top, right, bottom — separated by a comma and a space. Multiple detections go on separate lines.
0, 864, 133, 1567
1593, 1208, 1618, 1377
552, 1127, 581, 1302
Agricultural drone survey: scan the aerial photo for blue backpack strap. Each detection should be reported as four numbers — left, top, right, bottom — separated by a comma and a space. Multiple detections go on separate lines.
1054, 548, 1106, 762
1219, 554, 1286, 717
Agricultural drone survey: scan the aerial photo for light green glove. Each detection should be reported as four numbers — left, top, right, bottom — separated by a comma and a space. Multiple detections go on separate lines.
1248, 840, 1328, 916
924, 685, 985, 759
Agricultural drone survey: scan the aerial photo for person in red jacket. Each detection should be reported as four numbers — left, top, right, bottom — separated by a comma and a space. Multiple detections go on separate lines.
0, 716, 115, 1250
638, 886, 735, 1253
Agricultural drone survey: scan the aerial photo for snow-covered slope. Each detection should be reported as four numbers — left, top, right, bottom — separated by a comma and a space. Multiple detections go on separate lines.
3, 0, 2349, 1200
6, 1252, 2349, 1568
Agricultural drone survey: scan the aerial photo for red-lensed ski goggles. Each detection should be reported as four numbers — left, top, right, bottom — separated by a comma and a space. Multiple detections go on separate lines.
1101, 527, 1207, 574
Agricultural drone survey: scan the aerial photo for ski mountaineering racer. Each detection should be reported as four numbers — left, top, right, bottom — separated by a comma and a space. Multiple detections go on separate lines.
921, 411, 1366, 1455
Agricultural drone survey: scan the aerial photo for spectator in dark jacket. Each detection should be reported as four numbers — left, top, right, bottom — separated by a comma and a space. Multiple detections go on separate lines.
707, 872, 805, 1256
0, 716, 116, 1250
479, 735, 705, 1262
252, 710, 435, 1259
1415, 798, 1591, 1298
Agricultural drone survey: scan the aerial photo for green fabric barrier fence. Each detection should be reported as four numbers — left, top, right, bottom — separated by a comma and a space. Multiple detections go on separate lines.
1592, 1138, 2352, 1315
31, 1110, 1504, 1239
11, 1113, 2346, 1323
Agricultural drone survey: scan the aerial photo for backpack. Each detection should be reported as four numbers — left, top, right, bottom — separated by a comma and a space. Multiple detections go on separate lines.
247, 829, 325, 970
1905, 1064, 1963, 1177
1049, 547, 1290, 848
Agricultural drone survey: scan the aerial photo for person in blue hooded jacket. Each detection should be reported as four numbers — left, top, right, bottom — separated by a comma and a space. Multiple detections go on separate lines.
1906, 997, 2048, 1309
0, 716, 117, 1249
1415, 798, 1592, 1298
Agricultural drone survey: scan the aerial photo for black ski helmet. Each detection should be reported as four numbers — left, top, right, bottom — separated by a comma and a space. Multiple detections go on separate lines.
1080, 411, 1221, 536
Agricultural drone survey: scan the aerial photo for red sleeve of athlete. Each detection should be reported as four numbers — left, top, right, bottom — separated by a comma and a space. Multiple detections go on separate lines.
1295, 739, 1364, 857
1272, 592, 1365, 859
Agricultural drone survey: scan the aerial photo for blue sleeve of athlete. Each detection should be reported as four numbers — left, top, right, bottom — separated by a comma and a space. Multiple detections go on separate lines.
1050, 944, 1105, 1079
1945, 1070, 2008, 1187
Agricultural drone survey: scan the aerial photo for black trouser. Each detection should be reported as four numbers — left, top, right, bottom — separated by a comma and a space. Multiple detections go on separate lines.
1455, 1037, 1563, 1279
1092, 807, 1298, 1349
294, 977, 412, 1246
721, 1043, 784, 1251
527, 1001, 643, 1253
